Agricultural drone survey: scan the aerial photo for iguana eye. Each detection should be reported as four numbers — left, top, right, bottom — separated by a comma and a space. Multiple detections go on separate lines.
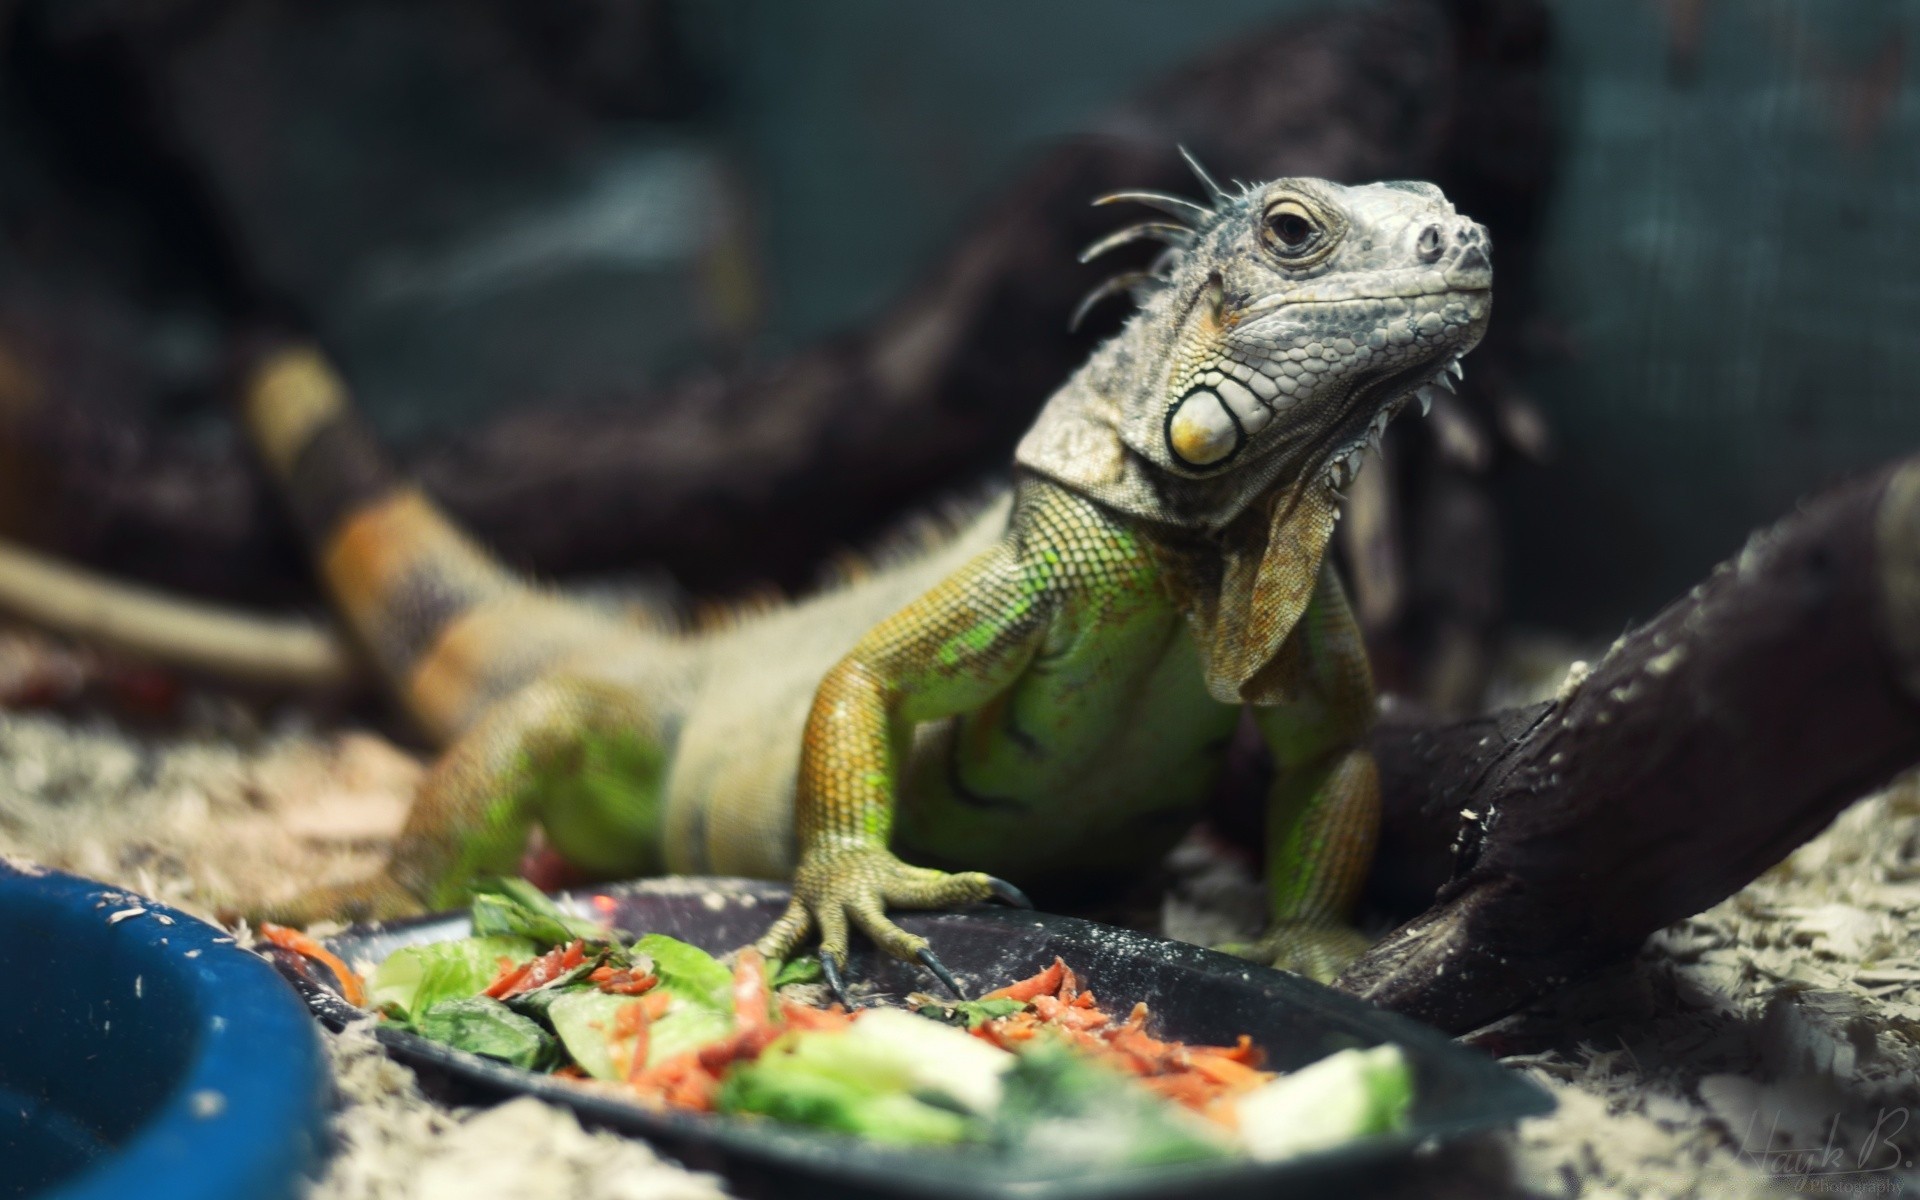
1260, 200, 1328, 262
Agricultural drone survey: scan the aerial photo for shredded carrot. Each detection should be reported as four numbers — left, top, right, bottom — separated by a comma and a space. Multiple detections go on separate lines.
487, 940, 587, 1000
981, 958, 1063, 1003
779, 999, 852, 1032
732, 948, 771, 1033
615, 1000, 652, 1083
969, 965, 1278, 1125
393, 924, 1282, 1128
600, 971, 659, 996
259, 922, 366, 1007
1186, 1051, 1266, 1089
483, 959, 533, 998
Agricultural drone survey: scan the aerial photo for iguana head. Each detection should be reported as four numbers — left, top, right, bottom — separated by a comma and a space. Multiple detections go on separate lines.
1014, 159, 1492, 703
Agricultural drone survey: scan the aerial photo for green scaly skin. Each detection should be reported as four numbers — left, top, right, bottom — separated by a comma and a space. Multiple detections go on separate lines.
240, 166, 1493, 987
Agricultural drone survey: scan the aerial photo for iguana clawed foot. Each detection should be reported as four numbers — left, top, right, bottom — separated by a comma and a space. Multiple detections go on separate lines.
753, 843, 1030, 1004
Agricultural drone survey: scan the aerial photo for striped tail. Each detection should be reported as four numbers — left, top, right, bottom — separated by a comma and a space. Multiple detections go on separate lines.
242, 346, 620, 742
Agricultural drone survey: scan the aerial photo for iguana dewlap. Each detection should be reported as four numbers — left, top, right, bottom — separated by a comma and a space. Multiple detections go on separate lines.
242, 164, 1491, 985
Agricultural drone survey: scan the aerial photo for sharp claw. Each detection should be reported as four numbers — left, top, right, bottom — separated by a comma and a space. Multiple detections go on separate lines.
916, 947, 969, 1001
985, 877, 1033, 909
819, 949, 852, 1009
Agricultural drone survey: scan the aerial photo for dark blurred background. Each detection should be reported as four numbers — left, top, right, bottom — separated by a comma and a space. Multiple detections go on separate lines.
0, 0, 1914, 710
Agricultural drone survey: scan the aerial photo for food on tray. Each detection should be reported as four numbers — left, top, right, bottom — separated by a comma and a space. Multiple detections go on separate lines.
327, 882, 1412, 1164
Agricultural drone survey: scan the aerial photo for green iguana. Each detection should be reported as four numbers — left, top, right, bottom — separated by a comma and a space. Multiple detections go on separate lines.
4, 159, 1491, 992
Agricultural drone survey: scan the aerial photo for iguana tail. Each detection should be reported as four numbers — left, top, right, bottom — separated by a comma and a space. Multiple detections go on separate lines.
0, 538, 357, 689
241, 345, 633, 743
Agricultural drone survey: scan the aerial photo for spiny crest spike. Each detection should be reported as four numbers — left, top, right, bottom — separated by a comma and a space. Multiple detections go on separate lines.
1091, 190, 1213, 227
1177, 144, 1230, 207
1077, 222, 1194, 264
1070, 271, 1157, 333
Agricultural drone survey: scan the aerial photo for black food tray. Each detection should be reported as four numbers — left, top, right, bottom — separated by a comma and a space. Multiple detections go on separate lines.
278, 877, 1551, 1200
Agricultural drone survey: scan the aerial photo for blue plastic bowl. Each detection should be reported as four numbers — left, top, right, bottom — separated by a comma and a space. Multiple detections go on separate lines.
0, 862, 331, 1200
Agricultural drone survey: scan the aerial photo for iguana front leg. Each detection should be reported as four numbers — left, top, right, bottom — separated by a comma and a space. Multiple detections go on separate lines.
754, 534, 1047, 992
259, 676, 667, 925
1249, 563, 1382, 983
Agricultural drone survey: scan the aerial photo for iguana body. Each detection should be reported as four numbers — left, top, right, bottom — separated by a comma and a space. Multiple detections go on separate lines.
52, 167, 1496, 984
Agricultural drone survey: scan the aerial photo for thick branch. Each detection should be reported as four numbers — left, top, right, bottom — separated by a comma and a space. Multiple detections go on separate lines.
1344, 458, 1920, 1033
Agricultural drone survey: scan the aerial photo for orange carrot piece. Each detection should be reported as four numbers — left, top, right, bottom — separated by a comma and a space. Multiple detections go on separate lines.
1186, 1052, 1269, 1090
1048, 1004, 1111, 1032
981, 958, 1063, 1003
598, 971, 659, 996
781, 999, 852, 1031
483, 959, 534, 998
732, 948, 771, 1033
1217, 1034, 1264, 1067
615, 1001, 653, 1083
259, 922, 367, 1007
665, 1066, 719, 1111
1141, 1072, 1219, 1110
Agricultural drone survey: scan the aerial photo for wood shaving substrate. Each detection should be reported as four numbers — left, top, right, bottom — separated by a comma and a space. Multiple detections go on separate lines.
3, 696, 1919, 1198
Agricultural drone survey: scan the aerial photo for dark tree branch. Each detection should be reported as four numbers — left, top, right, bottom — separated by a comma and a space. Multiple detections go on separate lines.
1344, 457, 1920, 1033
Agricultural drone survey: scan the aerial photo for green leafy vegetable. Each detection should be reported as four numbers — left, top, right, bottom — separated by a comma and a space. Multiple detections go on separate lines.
415, 996, 557, 1070
548, 991, 644, 1081
991, 1037, 1230, 1167
468, 878, 607, 946
649, 1004, 734, 1067
501, 962, 598, 1025
715, 1009, 1014, 1146
716, 1019, 990, 1146
633, 934, 733, 1013
771, 956, 823, 989
719, 1062, 973, 1146
547, 990, 732, 1081
367, 934, 537, 1021
1231, 1044, 1413, 1162
918, 997, 1025, 1030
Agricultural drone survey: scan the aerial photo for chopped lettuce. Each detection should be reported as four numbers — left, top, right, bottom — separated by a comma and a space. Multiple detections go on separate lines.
719, 1059, 973, 1146
415, 996, 557, 1070
649, 1003, 734, 1065
991, 1037, 1231, 1167
547, 990, 732, 1081
918, 997, 1025, 1030
770, 956, 823, 989
468, 878, 608, 946
715, 1015, 1005, 1146
361, 881, 1419, 1168
840, 1008, 1013, 1114
1231, 1043, 1414, 1162
367, 934, 538, 1021
716, 1010, 1014, 1145
633, 934, 733, 1013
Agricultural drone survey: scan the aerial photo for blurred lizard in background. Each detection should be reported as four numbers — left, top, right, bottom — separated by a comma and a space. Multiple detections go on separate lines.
0, 160, 1491, 992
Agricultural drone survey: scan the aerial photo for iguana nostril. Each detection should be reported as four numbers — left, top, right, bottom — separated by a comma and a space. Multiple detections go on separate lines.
1417, 225, 1445, 262
1445, 245, 1492, 290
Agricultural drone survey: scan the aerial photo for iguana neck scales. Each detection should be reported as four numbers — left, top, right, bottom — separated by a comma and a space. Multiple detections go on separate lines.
18, 162, 1493, 990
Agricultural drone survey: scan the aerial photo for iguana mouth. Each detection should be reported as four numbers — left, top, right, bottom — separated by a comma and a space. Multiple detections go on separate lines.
1309, 346, 1471, 493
